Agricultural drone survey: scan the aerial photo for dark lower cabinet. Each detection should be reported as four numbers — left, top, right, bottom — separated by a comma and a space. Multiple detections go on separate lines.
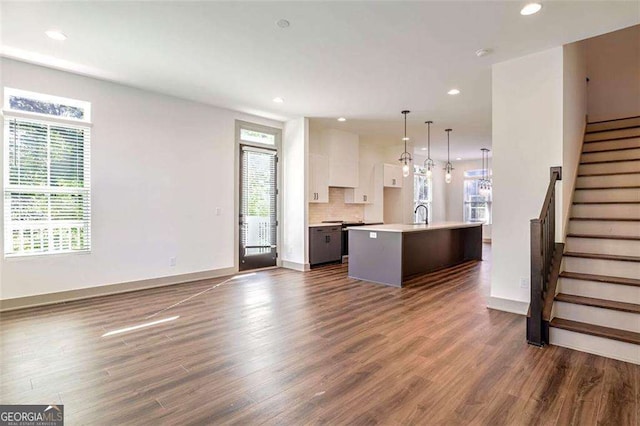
310, 226, 342, 266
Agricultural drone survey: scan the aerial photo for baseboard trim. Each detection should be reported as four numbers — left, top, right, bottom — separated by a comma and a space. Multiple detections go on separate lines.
0, 267, 237, 312
281, 260, 310, 272
486, 296, 529, 315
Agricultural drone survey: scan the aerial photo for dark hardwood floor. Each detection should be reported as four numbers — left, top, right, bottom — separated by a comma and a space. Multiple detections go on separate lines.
1, 245, 637, 424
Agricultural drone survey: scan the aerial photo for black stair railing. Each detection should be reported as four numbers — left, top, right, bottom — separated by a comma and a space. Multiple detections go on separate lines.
527, 166, 562, 346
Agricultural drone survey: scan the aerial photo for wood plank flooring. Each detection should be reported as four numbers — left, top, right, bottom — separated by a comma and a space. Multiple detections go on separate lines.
1, 245, 637, 424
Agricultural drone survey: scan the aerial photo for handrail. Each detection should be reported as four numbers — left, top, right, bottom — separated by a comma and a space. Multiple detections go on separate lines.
527, 166, 562, 346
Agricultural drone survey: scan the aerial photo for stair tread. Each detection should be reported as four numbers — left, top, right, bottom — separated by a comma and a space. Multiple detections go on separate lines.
580, 158, 640, 165
559, 271, 640, 287
586, 125, 640, 134
555, 293, 640, 313
588, 115, 640, 124
550, 318, 640, 345
570, 217, 640, 222
575, 186, 640, 190
577, 171, 640, 177
584, 136, 640, 144
563, 251, 640, 262
573, 201, 640, 204
567, 233, 640, 241
583, 146, 640, 154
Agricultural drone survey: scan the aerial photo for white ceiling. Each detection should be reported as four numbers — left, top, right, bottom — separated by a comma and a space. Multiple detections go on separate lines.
1, 1, 638, 160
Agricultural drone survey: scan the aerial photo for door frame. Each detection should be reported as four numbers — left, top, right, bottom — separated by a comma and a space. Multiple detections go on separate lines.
234, 120, 282, 271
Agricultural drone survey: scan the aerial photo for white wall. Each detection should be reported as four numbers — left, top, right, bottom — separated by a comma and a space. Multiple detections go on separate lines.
0, 58, 282, 300
490, 47, 564, 311
586, 25, 640, 122
282, 118, 309, 269
563, 42, 588, 235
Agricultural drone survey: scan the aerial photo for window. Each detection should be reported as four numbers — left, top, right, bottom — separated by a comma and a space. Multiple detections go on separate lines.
4, 88, 91, 122
240, 128, 275, 145
3, 88, 91, 257
463, 169, 492, 224
413, 165, 432, 223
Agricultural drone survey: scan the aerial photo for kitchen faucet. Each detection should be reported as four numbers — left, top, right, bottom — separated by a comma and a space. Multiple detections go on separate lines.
414, 204, 429, 225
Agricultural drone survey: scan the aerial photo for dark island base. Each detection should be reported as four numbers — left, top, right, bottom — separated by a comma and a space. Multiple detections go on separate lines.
348, 225, 483, 287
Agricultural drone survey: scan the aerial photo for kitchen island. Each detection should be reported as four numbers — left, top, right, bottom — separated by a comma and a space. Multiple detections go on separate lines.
347, 222, 483, 287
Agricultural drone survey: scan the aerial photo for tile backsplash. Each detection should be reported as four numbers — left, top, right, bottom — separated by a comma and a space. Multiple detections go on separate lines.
309, 187, 364, 223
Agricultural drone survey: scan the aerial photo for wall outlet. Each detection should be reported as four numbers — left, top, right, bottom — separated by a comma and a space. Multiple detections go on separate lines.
169, 257, 177, 267
215, 207, 221, 216
520, 277, 529, 289
370, 232, 377, 239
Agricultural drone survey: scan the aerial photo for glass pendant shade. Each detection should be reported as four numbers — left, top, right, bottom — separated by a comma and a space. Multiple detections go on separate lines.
398, 110, 412, 178
445, 163, 453, 184
479, 148, 491, 195
444, 128, 453, 184
423, 121, 434, 180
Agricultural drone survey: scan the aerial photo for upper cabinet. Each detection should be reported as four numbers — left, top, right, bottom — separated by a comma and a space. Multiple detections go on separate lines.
383, 163, 403, 188
309, 153, 329, 203
345, 162, 374, 204
323, 129, 359, 188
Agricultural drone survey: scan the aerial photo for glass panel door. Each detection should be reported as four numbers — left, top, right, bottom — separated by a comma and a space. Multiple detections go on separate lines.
239, 145, 277, 270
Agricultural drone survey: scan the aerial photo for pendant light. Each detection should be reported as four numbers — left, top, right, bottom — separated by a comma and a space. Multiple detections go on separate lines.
479, 148, 491, 196
399, 110, 412, 178
423, 120, 434, 178
444, 128, 454, 184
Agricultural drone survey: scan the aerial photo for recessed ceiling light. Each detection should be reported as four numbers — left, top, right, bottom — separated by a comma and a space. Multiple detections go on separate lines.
456, 157, 462, 161
45, 30, 67, 41
337, 117, 346, 122
421, 147, 428, 151
277, 19, 290, 28
448, 89, 460, 95
273, 97, 284, 103
520, 3, 542, 15
475, 48, 492, 57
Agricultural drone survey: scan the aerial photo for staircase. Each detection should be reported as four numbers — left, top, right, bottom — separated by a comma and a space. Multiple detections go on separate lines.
548, 116, 640, 364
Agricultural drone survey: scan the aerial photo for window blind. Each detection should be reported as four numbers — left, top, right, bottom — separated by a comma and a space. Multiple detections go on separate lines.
240, 145, 277, 256
4, 116, 91, 256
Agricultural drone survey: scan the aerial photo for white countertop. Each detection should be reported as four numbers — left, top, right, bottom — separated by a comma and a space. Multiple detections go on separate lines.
309, 222, 343, 227
346, 221, 482, 233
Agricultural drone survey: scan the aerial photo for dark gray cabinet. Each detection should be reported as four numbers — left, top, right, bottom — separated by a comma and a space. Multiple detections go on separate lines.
309, 226, 342, 266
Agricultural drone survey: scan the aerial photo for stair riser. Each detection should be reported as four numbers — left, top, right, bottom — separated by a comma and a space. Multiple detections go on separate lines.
554, 301, 640, 332
549, 328, 640, 364
573, 188, 640, 203
558, 278, 640, 304
572, 203, 640, 219
576, 173, 640, 188
568, 220, 640, 237
579, 160, 640, 175
566, 237, 640, 257
584, 127, 640, 142
563, 257, 640, 280
587, 117, 640, 133
583, 138, 640, 153
581, 148, 640, 163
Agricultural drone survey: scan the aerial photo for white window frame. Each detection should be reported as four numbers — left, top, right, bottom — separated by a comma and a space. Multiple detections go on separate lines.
413, 165, 433, 223
463, 169, 492, 224
3, 88, 92, 258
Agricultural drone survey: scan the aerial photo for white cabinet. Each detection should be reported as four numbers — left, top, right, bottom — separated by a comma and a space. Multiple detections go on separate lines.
345, 162, 374, 204
309, 154, 329, 203
324, 129, 359, 187
383, 163, 403, 188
